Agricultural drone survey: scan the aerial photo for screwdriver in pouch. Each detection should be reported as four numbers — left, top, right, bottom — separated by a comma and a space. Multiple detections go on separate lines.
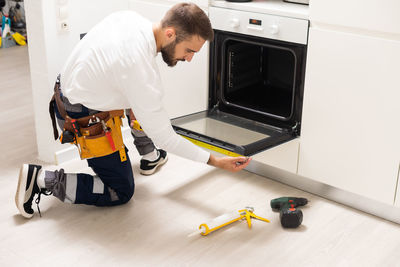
70, 119, 82, 137
101, 120, 116, 151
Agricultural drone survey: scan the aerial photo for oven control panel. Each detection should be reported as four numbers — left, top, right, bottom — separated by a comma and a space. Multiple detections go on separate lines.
209, 7, 309, 44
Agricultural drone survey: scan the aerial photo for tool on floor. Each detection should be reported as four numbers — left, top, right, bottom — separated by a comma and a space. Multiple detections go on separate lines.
1, 15, 16, 48
270, 197, 308, 228
11, 32, 26, 46
188, 207, 270, 237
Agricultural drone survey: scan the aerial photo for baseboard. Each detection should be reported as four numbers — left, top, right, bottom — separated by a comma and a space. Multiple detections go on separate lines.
246, 161, 400, 225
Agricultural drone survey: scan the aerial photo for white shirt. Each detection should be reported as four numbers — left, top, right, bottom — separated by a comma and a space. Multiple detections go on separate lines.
61, 10, 210, 163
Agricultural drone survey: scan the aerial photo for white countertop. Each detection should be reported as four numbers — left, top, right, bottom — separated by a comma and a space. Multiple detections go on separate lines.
210, 0, 309, 20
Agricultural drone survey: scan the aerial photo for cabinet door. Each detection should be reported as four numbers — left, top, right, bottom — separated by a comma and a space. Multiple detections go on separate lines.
396, 165, 400, 207
310, 0, 400, 35
298, 27, 400, 205
129, 0, 209, 119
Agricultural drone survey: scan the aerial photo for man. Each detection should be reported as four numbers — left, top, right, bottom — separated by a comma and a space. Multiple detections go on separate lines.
15, 3, 251, 219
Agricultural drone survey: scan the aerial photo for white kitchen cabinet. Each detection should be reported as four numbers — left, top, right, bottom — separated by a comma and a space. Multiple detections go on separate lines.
310, 0, 400, 35
251, 139, 299, 174
129, 0, 209, 119
298, 27, 400, 205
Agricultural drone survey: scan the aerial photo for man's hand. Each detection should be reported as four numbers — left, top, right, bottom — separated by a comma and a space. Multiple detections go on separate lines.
207, 154, 251, 172
128, 109, 136, 128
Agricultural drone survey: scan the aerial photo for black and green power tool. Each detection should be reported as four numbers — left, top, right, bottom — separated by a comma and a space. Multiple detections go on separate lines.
270, 197, 308, 228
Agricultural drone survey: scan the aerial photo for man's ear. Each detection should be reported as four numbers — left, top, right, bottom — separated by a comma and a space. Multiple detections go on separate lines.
165, 27, 176, 41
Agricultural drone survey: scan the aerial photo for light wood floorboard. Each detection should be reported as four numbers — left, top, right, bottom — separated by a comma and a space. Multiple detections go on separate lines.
1, 46, 400, 267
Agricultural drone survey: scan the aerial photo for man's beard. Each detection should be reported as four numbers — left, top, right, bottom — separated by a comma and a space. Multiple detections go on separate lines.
161, 41, 177, 67
161, 40, 184, 67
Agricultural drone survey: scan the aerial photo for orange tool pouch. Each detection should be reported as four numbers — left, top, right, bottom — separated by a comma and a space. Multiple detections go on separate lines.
49, 76, 127, 162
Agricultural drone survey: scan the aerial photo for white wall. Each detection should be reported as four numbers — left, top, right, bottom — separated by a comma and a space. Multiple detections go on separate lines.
129, 0, 209, 119
25, 0, 130, 163
25, 0, 210, 163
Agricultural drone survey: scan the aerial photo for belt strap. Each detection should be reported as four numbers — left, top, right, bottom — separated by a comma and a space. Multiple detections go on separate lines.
49, 97, 59, 140
49, 74, 70, 140
53, 75, 68, 119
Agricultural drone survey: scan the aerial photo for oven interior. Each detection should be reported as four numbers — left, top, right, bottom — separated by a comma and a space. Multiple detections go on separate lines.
223, 40, 295, 121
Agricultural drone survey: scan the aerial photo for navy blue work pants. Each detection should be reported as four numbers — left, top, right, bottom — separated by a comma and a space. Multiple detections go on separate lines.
49, 95, 137, 206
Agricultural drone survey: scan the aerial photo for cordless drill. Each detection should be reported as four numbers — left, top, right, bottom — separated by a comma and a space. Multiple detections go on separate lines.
270, 197, 308, 228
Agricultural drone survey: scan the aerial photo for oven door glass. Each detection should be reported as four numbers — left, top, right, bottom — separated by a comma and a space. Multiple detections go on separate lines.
171, 109, 295, 156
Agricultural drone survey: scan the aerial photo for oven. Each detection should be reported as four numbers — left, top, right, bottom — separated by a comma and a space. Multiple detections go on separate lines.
172, 3, 309, 157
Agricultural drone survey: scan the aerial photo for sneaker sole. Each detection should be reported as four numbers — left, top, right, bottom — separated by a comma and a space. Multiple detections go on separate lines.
15, 164, 34, 219
140, 155, 168, 176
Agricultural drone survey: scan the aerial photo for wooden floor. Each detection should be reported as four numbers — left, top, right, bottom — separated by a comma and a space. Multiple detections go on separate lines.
2, 46, 400, 267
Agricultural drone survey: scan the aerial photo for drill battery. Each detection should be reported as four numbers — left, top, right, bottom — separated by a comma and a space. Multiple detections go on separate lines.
270, 197, 308, 228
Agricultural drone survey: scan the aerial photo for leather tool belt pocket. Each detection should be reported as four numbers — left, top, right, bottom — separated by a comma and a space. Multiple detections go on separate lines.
65, 110, 126, 161
49, 75, 127, 162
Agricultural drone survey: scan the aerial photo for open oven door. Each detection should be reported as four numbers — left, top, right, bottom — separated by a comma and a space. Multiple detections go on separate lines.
171, 108, 298, 157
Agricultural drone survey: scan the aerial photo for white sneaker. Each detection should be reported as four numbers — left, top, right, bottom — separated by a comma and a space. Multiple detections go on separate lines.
139, 149, 168, 175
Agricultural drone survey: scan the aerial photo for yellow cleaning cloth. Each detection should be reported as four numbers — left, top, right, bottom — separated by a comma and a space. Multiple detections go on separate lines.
12, 32, 26, 46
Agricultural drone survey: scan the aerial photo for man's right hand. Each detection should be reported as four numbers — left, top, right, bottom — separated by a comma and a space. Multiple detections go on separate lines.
207, 154, 251, 172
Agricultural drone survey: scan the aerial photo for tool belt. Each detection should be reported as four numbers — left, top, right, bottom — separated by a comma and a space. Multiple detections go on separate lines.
49, 75, 127, 162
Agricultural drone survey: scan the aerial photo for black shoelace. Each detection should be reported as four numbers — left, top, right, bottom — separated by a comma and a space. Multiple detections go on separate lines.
35, 189, 53, 217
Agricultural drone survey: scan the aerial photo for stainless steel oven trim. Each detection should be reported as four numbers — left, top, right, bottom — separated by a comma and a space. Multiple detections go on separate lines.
219, 35, 298, 122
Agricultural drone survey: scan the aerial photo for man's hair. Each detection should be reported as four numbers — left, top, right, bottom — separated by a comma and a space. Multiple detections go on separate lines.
161, 3, 214, 43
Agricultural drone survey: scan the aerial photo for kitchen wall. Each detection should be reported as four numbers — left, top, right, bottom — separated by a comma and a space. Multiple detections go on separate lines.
25, 0, 130, 163
25, 0, 209, 164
